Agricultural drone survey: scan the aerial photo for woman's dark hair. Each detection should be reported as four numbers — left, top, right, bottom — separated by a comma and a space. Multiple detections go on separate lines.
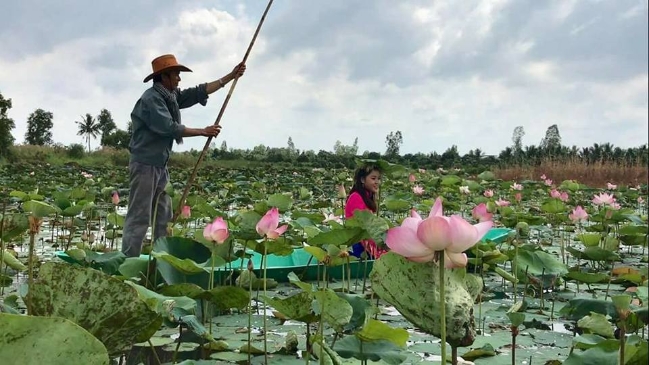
347, 163, 382, 212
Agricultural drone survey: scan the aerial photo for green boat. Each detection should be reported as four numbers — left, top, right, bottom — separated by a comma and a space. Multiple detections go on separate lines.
54, 228, 512, 288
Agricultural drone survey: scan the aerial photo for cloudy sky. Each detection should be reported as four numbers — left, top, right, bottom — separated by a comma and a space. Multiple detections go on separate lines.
1, 0, 647, 156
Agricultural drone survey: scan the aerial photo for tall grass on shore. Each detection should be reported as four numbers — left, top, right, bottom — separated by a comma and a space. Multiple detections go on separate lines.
495, 157, 648, 188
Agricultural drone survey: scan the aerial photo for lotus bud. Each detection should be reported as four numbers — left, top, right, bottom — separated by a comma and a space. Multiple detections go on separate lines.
337, 184, 346, 199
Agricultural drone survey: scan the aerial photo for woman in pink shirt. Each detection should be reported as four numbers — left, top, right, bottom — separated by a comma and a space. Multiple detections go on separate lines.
344, 164, 387, 259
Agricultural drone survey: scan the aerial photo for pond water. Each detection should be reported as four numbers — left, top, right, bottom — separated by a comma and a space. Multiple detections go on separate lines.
2, 207, 647, 364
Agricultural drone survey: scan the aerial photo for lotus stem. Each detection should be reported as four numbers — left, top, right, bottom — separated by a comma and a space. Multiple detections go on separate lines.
248, 263, 253, 365
511, 325, 518, 365
452, 345, 458, 365
0, 199, 5, 296
346, 256, 351, 293
439, 251, 447, 364
148, 339, 163, 365
263, 238, 268, 365
27, 230, 35, 315
619, 324, 626, 365
540, 268, 545, 311
209, 250, 216, 334
172, 325, 182, 363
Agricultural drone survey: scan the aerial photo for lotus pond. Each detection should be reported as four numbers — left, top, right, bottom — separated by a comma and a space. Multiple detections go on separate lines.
0, 161, 647, 365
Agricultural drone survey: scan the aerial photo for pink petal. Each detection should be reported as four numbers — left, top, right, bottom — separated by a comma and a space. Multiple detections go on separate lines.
202, 224, 212, 241
267, 224, 289, 239
410, 209, 422, 221
429, 197, 444, 217
212, 217, 228, 230
211, 229, 229, 244
445, 251, 468, 268
385, 226, 432, 258
408, 252, 437, 263
256, 207, 279, 237
416, 216, 451, 251
447, 215, 481, 252
401, 216, 422, 231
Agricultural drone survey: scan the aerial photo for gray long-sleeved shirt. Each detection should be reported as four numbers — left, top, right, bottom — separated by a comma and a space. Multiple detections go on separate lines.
129, 84, 209, 167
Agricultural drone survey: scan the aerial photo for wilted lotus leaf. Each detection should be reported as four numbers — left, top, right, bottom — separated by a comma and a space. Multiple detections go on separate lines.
28, 262, 161, 355
0, 313, 110, 365
370, 252, 476, 347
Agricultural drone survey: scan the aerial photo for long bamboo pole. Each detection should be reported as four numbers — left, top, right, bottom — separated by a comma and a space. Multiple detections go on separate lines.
172, 0, 274, 223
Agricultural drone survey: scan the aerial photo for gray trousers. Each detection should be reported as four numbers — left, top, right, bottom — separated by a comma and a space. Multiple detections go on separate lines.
121, 160, 172, 257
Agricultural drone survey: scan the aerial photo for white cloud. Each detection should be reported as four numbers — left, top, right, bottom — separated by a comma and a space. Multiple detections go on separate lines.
0, 0, 647, 159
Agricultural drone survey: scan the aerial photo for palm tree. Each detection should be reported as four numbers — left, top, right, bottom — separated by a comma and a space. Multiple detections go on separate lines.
76, 113, 101, 153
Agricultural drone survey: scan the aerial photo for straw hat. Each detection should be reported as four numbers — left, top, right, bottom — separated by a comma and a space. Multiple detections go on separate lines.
143, 54, 192, 83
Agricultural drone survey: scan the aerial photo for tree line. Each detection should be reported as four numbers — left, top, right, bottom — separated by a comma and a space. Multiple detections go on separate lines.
1, 91, 647, 170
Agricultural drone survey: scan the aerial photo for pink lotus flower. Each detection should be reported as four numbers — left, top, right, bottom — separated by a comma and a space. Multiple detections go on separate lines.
385, 198, 493, 268
607, 182, 617, 190
256, 207, 288, 239
550, 189, 561, 199
540, 174, 547, 180
511, 183, 523, 191
322, 213, 342, 224
409, 174, 416, 183
592, 193, 615, 206
544, 179, 553, 186
560, 192, 569, 202
413, 185, 424, 195
181, 205, 191, 219
472, 203, 493, 222
203, 217, 229, 244
495, 199, 510, 207
112, 192, 120, 205
515, 192, 522, 202
569, 206, 588, 223
484, 190, 494, 198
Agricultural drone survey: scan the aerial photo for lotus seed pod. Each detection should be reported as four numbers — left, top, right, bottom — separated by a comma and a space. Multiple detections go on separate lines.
285, 330, 299, 352
516, 222, 530, 237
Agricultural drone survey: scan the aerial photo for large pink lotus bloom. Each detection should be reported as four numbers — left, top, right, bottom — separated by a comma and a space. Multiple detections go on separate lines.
495, 199, 510, 207
550, 189, 561, 198
569, 206, 588, 223
386, 198, 493, 268
256, 207, 288, 239
592, 192, 615, 206
203, 217, 229, 244
484, 190, 494, 198
472, 203, 492, 222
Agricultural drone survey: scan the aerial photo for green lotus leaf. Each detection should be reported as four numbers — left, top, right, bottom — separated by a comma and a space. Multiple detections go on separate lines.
0, 313, 110, 365
28, 262, 161, 355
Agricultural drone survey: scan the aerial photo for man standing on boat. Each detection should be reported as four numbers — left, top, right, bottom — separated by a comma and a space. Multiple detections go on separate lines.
121, 54, 246, 257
